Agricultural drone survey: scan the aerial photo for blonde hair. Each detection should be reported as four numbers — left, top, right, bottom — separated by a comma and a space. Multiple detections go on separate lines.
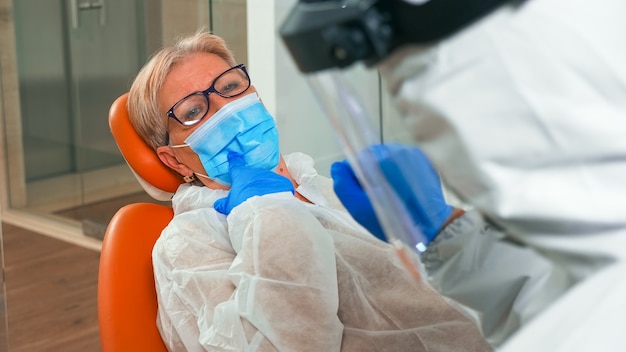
127, 31, 237, 150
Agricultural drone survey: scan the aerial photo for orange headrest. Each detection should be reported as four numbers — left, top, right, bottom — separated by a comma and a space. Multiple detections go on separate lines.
109, 93, 182, 200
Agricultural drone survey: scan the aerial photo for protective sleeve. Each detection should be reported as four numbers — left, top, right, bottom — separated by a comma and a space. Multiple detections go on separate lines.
152, 192, 343, 352
421, 210, 571, 347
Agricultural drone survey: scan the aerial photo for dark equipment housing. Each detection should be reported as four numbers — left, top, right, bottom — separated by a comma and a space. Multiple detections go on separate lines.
280, 0, 515, 73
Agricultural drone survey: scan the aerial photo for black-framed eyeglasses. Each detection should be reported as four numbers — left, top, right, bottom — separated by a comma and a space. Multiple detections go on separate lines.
167, 64, 251, 126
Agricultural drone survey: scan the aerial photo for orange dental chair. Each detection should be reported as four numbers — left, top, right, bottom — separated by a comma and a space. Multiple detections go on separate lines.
97, 93, 182, 352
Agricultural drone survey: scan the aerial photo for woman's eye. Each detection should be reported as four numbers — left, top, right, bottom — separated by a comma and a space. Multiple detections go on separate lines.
221, 81, 240, 94
183, 106, 203, 121
174, 94, 207, 124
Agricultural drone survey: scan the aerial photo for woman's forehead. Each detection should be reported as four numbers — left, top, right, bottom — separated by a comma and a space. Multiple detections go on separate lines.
159, 53, 231, 109
170, 53, 231, 86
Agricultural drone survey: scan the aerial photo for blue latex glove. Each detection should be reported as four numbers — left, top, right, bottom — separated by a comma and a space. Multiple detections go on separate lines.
214, 153, 295, 215
330, 161, 386, 241
331, 143, 453, 244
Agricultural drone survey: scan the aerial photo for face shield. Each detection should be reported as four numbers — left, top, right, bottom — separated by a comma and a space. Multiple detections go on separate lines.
306, 69, 429, 280
279, 0, 512, 263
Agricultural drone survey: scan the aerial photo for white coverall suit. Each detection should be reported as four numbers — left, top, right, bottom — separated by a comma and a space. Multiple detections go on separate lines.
378, 0, 626, 349
152, 153, 490, 351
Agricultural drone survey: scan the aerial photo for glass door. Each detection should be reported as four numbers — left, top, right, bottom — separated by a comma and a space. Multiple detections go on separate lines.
1, 0, 251, 245
8, 0, 152, 240
67, 0, 145, 174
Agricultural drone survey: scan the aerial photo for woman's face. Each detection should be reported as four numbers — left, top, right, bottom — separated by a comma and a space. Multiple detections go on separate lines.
157, 52, 258, 189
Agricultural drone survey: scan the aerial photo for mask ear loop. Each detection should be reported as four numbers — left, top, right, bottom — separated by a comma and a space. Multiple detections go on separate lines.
193, 172, 211, 180
168, 144, 207, 183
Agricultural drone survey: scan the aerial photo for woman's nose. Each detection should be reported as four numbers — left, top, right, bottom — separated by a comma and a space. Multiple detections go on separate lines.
206, 93, 231, 116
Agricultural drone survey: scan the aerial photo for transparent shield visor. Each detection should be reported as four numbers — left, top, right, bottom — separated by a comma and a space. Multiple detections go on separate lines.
306, 69, 428, 282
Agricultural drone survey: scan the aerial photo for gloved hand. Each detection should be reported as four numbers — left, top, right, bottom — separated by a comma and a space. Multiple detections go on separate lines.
331, 160, 386, 241
214, 153, 295, 215
331, 143, 453, 244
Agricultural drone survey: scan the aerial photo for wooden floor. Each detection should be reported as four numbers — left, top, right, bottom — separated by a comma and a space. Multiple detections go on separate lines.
2, 223, 102, 352
0, 192, 169, 351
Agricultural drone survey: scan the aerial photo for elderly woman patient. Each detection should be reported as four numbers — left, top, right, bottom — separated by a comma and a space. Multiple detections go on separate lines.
126, 30, 490, 352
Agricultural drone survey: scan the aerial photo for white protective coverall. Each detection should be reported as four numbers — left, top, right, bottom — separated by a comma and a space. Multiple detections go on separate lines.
152, 152, 490, 352
378, 0, 626, 349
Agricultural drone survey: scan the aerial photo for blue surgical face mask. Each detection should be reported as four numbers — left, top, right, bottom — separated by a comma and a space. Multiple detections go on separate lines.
170, 93, 280, 186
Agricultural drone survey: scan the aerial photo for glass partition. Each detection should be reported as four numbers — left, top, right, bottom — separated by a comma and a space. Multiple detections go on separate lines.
2, 0, 159, 245
0, 0, 250, 246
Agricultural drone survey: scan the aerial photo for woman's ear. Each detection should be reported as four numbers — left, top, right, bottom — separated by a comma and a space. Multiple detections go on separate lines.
156, 146, 194, 177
